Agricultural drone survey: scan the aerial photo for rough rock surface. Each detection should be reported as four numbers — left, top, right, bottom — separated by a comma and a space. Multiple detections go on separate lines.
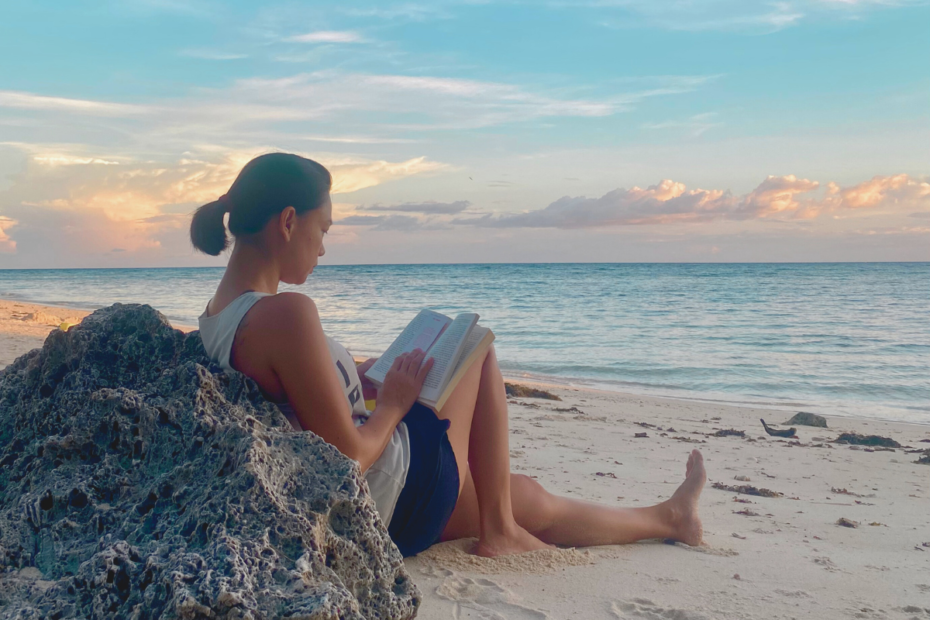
0, 304, 418, 619
785, 412, 827, 428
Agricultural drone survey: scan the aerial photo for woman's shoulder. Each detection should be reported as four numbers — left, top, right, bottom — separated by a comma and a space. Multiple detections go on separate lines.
245, 291, 315, 316
246, 291, 322, 335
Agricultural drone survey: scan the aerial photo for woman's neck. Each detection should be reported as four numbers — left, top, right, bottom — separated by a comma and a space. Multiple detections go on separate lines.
210, 243, 281, 315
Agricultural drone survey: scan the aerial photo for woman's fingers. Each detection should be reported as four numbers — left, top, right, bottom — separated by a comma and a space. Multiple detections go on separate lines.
403, 349, 425, 374
392, 352, 407, 371
416, 357, 435, 383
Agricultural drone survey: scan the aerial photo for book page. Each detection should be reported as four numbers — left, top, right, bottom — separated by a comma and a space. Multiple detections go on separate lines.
365, 310, 451, 386
418, 313, 478, 401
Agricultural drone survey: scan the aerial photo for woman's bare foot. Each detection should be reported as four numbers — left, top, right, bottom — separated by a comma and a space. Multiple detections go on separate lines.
475, 523, 553, 557
663, 449, 706, 546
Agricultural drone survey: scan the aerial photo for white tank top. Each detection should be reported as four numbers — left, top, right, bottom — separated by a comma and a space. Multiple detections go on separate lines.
198, 291, 410, 526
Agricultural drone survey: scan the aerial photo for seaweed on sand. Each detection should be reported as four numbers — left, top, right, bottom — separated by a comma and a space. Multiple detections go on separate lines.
834, 433, 902, 448
504, 383, 562, 401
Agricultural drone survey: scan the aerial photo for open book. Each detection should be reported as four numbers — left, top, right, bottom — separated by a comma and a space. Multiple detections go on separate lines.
364, 310, 495, 411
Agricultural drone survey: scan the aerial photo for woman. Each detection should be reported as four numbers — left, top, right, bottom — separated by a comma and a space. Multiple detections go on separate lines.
192, 153, 706, 558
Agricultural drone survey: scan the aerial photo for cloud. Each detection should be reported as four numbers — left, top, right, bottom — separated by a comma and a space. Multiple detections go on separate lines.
286, 30, 363, 43
179, 49, 248, 60
326, 156, 448, 194
0, 217, 17, 253
643, 113, 722, 137
824, 174, 930, 209
0, 71, 714, 156
457, 174, 928, 229
735, 175, 820, 219
342, 4, 451, 21
0, 91, 148, 116
0, 147, 447, 265
337, 214, 423, 231
362, 200, 470, 214
566, 0, 923, 32
296, 135, 419, 144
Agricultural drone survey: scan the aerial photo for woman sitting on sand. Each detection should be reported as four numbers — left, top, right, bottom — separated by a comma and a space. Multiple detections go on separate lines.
192, 153, 706, 558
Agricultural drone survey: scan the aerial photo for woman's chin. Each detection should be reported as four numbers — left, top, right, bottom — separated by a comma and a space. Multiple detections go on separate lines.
281, 272, 310, 286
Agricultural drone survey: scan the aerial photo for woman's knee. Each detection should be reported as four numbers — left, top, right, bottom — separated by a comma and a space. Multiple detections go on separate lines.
480, 344, 498, 371
511, 474, 556, 531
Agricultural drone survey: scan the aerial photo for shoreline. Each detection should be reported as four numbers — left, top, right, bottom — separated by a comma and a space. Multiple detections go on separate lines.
1, 299, 926, 428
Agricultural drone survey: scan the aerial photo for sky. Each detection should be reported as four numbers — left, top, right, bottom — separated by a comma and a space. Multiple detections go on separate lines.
0, 0, 928, 268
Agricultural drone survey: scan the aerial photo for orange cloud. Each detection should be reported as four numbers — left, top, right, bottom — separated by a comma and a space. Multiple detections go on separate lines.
826, 174, 930, 210
736, 175, 820, 219
0, 217, 17, 253
0, 146, 448, 263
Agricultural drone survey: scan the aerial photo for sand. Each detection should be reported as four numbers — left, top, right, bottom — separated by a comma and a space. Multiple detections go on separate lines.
2, 300, 928, 619
0, 299, 94, 369
0, 299, 194, 369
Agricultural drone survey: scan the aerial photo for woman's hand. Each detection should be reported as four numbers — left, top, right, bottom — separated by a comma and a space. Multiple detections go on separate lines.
377, 349, 434, 415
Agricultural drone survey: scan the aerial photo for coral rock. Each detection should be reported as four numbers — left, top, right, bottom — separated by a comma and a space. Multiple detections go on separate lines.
0, 303, 418, 619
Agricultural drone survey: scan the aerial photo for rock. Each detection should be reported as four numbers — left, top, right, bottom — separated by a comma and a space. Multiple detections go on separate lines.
0, 304, 418, 619
786, 412, 827, 428
836, 518, 859, 528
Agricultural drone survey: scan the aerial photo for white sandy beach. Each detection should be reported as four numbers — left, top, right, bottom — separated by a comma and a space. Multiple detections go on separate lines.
2, 301, 928, 619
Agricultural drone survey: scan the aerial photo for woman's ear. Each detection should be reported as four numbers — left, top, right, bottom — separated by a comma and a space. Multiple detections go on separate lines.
278, 206, 297, 241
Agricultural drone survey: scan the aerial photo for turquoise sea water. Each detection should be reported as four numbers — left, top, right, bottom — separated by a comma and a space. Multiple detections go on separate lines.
1, 263, 927, 424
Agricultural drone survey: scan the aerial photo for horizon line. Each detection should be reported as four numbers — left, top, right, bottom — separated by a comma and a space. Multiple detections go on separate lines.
1, 260, 929, 272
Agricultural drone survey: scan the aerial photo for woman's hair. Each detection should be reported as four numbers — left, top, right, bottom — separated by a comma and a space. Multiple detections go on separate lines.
190, 153, 332, 256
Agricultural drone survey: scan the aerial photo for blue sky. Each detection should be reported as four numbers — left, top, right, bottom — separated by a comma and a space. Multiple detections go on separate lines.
0, 0, 928, 267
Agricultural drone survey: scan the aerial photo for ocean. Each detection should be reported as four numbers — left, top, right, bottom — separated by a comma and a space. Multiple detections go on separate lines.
1, 263, 927, 424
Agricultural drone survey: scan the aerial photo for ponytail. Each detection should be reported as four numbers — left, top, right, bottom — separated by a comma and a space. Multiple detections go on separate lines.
189, 153, 332, 256
189, 199, 229, 256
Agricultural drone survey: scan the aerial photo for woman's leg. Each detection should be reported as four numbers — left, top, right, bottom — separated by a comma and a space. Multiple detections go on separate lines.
434, 345, 550, 556
443, 450, 706, 548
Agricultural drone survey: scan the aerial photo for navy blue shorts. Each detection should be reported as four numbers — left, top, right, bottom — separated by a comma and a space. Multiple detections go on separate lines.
387, 403, 460, 557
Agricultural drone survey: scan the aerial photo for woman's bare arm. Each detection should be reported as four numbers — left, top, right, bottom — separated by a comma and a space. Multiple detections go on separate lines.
245, 293, 430, 472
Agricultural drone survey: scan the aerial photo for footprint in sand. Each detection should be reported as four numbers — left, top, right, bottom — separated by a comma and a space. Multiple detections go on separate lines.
609, 598, 712, 620
435, 570, 549, 620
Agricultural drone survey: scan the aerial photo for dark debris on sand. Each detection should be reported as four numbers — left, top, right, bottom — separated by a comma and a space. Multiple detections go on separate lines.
712, 429, 746, 438
712, 482, 784, 498
834, 432, 902, 448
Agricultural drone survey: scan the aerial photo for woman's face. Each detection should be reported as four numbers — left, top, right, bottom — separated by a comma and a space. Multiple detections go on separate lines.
280, 195, 332, 285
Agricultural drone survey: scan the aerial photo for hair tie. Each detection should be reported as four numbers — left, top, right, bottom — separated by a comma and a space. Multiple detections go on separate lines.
217, 194, 232, 212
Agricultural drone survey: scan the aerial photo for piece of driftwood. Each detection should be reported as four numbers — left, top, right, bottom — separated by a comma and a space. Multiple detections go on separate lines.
761, 419, 797, 438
